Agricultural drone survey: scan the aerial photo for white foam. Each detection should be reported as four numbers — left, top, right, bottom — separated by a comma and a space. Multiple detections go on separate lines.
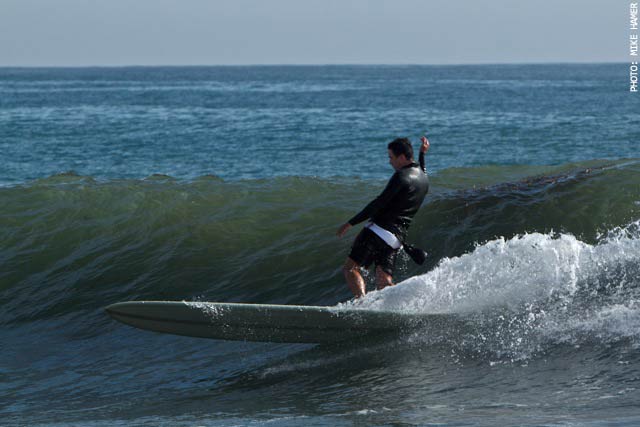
342, 220, 640, 355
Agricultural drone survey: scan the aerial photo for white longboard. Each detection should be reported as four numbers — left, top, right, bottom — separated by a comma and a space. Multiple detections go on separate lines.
105, 301, 448, 344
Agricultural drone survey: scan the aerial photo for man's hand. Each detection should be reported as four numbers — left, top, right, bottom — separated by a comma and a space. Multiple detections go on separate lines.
420, 135, 430, 153
336, 223, 352, 238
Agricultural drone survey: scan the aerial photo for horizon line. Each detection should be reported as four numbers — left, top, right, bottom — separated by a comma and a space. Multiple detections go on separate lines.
0, 60, 625, 69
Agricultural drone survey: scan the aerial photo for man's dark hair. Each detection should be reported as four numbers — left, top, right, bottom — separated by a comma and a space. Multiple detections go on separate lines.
388, 138, 414, 160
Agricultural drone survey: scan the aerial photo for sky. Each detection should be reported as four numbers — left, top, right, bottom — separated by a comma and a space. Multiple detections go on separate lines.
0, 0, 627, 66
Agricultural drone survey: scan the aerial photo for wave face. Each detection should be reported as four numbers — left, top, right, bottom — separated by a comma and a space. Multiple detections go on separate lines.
1, 159, 638, 328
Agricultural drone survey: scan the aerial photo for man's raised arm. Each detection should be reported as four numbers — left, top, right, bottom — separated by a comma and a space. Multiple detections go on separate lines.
419, 135, 430, 174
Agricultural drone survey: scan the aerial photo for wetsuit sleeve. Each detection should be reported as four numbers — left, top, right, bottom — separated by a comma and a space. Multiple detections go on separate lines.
348, 173, 403, 226
419, 151, 426, 173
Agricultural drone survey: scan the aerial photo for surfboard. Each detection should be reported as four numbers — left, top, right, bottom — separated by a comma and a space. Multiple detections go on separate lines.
105, 301, 448, 344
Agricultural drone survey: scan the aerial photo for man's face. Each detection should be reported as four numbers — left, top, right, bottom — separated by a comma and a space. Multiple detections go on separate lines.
388, 149, 406, 170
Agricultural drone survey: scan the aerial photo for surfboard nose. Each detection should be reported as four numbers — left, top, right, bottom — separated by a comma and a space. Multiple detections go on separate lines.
105, 301, 141, 318
105, 302, 124, 315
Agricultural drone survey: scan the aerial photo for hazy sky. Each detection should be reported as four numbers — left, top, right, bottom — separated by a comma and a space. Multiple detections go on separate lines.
0, 0, 627, 66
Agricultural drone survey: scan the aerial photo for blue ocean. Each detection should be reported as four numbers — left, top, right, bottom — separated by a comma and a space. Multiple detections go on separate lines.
1, 64, 639, 426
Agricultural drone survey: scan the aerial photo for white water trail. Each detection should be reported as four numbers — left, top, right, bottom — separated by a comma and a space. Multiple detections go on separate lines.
342, 221, 640, 357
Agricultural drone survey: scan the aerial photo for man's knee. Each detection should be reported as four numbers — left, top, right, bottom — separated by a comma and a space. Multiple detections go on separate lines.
343, 258, 360, 275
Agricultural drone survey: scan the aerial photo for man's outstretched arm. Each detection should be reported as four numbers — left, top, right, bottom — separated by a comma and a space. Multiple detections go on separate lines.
348, 172, 402, 225
336, 173, 402, 237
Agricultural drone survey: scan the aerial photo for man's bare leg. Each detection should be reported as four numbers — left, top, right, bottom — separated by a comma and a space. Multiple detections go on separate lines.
375, 266, 394, 291
342, 258, 366, 298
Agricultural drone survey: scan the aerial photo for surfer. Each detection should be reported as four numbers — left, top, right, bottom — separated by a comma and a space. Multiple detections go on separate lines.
337, 136, 430, 298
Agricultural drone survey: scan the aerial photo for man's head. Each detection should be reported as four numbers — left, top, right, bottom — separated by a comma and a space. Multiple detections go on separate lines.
387, 138, 414, 170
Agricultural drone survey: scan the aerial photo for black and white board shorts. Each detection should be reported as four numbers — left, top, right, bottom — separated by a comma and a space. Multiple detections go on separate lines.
348, 227, 399, 275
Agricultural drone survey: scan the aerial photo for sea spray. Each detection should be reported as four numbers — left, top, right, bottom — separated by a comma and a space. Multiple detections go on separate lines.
347, 221, 640, 359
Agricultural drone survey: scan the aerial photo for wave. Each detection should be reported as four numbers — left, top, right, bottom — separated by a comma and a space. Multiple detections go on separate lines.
344, 220, 640, 359
0, 159, 638, 333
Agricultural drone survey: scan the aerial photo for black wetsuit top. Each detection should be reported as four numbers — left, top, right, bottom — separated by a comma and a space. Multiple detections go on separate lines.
348, 152, 429, 241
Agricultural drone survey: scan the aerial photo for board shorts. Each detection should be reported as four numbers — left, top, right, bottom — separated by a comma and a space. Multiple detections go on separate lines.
348, 227, 399, 276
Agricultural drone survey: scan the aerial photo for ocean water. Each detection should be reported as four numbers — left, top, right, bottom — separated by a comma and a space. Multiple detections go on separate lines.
1, 64, 639, 426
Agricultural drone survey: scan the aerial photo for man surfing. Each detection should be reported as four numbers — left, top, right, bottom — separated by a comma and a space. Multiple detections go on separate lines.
336, 136, 430, 298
